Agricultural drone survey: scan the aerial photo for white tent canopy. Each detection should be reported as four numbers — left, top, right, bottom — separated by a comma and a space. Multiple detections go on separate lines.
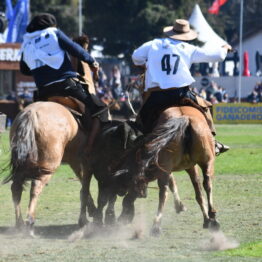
189, 4, 227, 48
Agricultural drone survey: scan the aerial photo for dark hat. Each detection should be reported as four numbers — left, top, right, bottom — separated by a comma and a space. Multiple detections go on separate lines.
163, 19, 197, 41
26, 13, 57, 33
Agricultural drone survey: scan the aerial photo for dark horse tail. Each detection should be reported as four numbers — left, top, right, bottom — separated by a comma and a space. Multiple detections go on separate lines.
140, 116, 190, 170
3, 109, 38, 184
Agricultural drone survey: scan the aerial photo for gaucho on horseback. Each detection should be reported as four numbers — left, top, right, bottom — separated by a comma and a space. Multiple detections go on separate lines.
19, 13, 105, 152
132, 19, 231, 155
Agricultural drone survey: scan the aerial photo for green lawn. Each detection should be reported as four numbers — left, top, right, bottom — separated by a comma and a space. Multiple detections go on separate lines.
0, 124, 261, 262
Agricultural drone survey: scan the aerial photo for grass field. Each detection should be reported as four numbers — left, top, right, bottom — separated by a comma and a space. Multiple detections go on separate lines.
0, 124, 261, 262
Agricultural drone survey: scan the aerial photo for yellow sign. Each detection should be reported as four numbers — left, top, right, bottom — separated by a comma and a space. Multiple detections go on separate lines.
213, 103, 262, 124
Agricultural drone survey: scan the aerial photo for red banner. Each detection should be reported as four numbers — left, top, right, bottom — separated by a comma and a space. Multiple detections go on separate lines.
208, 0, 228, 15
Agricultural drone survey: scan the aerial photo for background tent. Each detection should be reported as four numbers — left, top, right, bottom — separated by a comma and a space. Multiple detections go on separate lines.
189, 4, 227, 48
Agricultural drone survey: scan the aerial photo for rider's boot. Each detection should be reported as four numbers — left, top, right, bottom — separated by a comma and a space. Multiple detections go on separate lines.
81, 92, 106, 157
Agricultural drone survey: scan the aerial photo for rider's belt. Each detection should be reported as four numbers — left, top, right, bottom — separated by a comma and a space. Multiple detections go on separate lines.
146, 86, 189, 93
41, 78, 77, 90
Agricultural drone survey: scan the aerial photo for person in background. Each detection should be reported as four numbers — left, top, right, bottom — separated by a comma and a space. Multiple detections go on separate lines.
110, 65, 122, 99
132, 19, 231, 155
72, 34, 110, 152
20, 13, 105, 153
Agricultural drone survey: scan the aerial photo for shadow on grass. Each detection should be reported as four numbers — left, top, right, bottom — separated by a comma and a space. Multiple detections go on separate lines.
0, 224, 80, 239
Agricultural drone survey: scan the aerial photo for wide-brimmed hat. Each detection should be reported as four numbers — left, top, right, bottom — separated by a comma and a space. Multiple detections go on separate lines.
163, 19, 197, 41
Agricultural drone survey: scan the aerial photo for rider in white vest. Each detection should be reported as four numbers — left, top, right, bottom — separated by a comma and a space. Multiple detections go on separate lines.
20, 13, 106, 154
132, 19, 231, 155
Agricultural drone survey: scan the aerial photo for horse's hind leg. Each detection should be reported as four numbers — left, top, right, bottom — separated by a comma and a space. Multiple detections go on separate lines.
11, 178, 24, 229
151, 174, 170, 237
186, 166, 210, 229
26, 174, 52, 236
200, 161, 220, 230
168, 174, 186, 213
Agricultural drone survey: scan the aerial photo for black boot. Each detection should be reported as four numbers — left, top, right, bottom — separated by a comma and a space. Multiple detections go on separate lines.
83, 91, 107, 117
215, 141, 230, 156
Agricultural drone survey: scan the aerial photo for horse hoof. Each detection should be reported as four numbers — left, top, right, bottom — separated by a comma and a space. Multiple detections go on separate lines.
150, 226, 162, 237
15, 220, 25, 230
203, 222, 209, 229
175, 202, 187, 213
78, 217, 88, 228
209, 220, 220, 231
105, 215, 116, 226
118, 214, 132, 225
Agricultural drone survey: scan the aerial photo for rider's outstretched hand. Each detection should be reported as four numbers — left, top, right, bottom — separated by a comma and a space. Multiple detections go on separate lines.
222, 44, 233, 53
90, 61, 99, 81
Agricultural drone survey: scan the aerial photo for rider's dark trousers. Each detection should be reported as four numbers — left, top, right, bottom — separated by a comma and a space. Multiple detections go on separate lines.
38, 78, 99, 115
139, 86, 196, 134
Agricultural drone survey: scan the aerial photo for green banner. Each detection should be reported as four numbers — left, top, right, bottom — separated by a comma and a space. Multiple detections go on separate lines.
213, 103, 262, 124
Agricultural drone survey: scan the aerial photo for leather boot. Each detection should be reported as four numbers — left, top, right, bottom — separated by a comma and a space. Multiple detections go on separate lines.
215, 141, 230, 156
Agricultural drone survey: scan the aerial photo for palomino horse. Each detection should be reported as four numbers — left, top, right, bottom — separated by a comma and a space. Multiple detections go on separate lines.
3, 101, 96, 235
114, 105, 219, 235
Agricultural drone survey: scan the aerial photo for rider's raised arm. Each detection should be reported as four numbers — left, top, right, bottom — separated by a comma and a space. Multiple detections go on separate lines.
132, 40, 153, 66
56, 30, 96, 66
190, 45, 228, 64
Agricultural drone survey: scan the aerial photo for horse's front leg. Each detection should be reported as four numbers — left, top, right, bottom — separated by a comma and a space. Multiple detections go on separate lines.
26, 174, 52, 236
201, 161, 220, 230
118, 191, 137, 225
94, 183, 109, 225
151, 175, 169, 236
186, 166, 210, 229
104, 193, 117, 225
168, 173, 186, 213
78, 169, 96, 227
11, 178, 24, 229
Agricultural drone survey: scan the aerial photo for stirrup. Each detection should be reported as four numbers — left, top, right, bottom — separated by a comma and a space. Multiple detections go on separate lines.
215, 141, 230, 156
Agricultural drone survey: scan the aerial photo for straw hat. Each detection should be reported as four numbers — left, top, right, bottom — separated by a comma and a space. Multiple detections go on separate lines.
163, 19, 197, 41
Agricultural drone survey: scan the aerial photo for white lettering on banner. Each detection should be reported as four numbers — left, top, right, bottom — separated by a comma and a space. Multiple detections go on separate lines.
0, 48, 21, 62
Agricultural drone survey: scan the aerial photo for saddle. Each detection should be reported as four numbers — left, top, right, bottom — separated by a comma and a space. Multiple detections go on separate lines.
47, 96, 85, 115
46, 96, 91, 131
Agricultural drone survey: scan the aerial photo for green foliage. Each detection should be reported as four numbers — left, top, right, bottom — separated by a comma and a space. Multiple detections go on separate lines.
2, 0, 262, 57
30, 1, 78, 36
223, 241, 262, 257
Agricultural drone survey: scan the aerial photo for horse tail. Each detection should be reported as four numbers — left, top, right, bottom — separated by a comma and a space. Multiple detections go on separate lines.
141, 116, 190, 169
3, 109, 38, 184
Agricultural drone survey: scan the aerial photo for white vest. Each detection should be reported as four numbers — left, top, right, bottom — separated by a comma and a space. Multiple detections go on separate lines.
132, 38, 227, 91
21, 27, 65, 70
145, 39, 195, 89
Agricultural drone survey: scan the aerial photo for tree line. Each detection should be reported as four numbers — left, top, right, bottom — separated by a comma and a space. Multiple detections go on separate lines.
1, 0, 261, 58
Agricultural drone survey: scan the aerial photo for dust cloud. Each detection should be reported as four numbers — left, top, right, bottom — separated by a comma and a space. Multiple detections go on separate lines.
68, 202, 147, 242
200, 230, 239, 251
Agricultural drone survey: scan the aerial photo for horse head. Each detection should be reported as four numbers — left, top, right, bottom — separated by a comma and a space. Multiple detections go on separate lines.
112, 145, 150, 198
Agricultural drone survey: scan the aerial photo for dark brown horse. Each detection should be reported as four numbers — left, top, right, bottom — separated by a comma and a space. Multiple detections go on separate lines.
114, 105, 219, 235
89, 120, 185, 226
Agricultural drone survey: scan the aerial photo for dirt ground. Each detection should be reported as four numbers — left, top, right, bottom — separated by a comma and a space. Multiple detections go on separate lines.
0, 172, 261, 262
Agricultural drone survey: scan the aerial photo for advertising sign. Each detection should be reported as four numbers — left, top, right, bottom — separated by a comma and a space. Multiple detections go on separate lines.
213, 103, 262, 124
